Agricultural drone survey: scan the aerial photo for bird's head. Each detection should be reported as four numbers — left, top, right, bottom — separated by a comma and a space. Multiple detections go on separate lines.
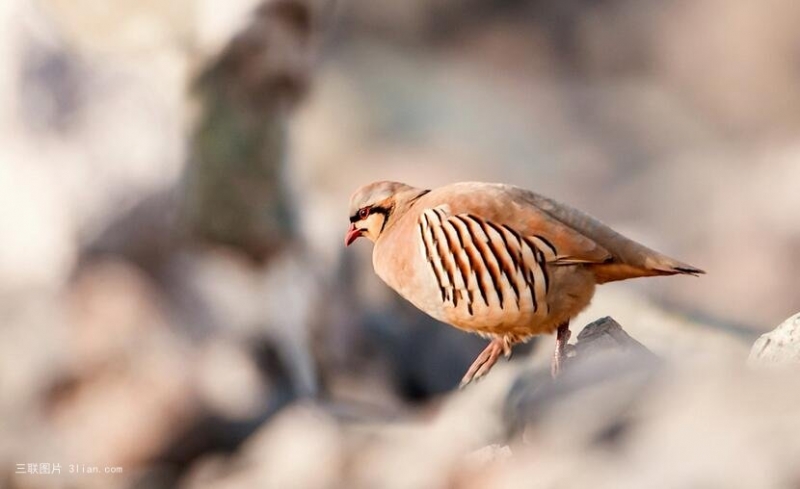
345, 181, 423, 246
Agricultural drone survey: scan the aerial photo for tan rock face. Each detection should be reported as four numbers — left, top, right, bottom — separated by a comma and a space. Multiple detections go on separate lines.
748, 313, 800, 367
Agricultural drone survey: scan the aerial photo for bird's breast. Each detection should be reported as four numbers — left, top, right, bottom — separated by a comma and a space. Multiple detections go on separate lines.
372, 209, 597, 337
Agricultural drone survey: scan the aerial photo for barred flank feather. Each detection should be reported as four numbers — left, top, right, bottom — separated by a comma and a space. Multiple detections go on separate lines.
419, 209, 550, 316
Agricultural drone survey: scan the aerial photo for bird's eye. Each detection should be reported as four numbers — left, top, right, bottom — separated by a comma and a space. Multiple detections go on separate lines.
358, 207, 370, 220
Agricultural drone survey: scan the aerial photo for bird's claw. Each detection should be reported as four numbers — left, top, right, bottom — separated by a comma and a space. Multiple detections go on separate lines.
459, 337, 513, 388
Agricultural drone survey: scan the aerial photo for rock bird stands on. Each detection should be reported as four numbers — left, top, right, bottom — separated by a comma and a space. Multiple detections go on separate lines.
345, 181, 703, 387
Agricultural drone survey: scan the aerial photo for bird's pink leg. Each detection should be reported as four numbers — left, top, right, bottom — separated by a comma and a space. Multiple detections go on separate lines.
551, 322, 571, 378
459, 336, 512, 388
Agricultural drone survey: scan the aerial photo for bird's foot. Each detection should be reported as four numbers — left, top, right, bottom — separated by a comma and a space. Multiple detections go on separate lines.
550, 322, 572, 378
459, 337, 511, 389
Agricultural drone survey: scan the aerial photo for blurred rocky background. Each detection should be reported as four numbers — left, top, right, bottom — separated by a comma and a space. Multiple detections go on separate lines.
1, 0, 799, 487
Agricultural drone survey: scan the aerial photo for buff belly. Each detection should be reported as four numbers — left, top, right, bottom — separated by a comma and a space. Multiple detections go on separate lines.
373, 209, 598, 340
389, 256, 597, 339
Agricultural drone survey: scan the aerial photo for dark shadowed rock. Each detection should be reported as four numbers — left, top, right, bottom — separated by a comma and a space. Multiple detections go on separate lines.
571, 316, 656, 361
505, 317, 660, 440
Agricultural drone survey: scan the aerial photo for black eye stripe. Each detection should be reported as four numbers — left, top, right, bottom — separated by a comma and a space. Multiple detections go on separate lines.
350, 205, 391, 223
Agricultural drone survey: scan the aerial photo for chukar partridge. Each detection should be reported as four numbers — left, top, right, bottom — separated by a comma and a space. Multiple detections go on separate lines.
345, 181, 703, 387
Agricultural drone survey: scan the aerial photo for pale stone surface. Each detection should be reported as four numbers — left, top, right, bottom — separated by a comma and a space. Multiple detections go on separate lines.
465, 444, 513, 465
748, 312, 800, 367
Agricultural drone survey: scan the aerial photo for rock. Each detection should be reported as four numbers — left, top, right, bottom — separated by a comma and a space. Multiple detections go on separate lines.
748, 312, 800, 367
488, 360, 800, 489
571, 316, 657, 362
571, 289, 751, 361
505, 316, 660, 442
181, 404, 343, 489
494, 316, 800, 489
464, 444, 513, 465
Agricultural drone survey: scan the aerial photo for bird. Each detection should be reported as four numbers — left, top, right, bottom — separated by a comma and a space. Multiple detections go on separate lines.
345, 181, 703, 387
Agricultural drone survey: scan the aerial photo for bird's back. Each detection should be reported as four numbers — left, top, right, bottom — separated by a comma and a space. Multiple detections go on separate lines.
489, 183, 704, 282
397, 182, 703, 284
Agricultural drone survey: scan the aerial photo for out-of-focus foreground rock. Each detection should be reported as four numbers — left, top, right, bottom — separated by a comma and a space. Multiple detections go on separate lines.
1, 0, 799, 488
177, 314, 800, 489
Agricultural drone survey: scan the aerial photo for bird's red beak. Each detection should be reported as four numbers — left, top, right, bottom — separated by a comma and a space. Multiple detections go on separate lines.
345, 223, 363, 246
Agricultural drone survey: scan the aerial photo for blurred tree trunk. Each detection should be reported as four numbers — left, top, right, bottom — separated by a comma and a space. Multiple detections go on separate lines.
181, 0, 324, 261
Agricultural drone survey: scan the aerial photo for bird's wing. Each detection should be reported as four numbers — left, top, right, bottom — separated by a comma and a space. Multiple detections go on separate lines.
425, 182, 703, 283
420, 188, 614, 266
417, 206, 604, 314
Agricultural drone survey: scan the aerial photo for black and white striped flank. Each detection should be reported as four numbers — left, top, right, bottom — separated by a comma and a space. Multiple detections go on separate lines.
418, 208, 555, 316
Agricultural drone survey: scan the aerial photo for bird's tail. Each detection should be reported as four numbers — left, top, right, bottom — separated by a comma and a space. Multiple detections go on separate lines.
590, 249, 705, 284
